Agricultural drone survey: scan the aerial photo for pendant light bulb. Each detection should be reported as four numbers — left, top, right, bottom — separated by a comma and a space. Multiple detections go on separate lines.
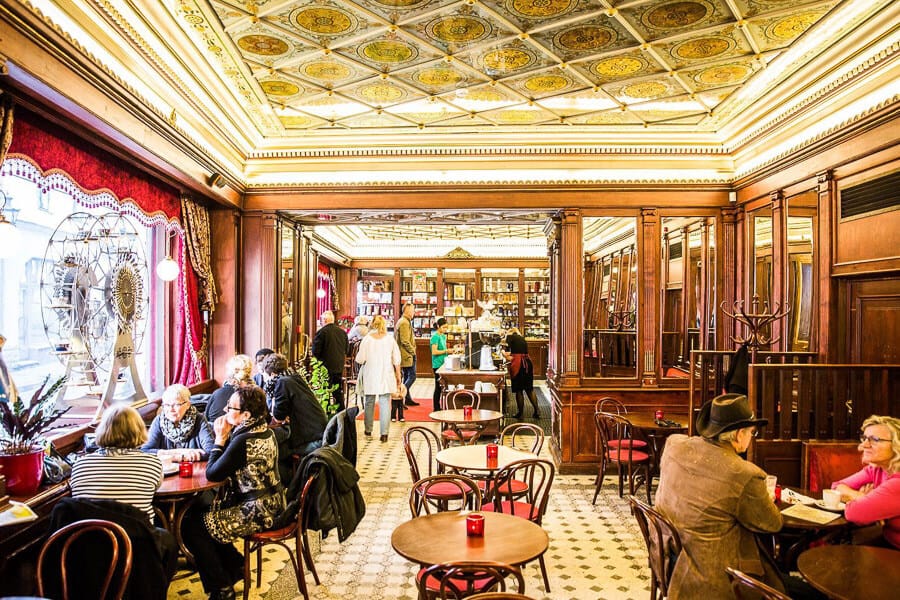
156, 256, 179, 281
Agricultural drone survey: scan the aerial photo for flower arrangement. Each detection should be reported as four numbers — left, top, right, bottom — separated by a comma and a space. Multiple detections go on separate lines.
337, 314, 354, 330
0, 375, 69, 455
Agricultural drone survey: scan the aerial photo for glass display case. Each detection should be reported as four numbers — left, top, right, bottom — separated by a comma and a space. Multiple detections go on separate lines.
480, 268, 519, 331
400, 268, 438, 336
523, 268, 550, 339
357, 268, 395, 328
442, 268, 476, 348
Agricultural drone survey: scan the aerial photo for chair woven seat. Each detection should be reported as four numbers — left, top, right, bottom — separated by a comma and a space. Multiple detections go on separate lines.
417, 480, 470, 499
608, 448, 650, 462
417, 567, 496, 593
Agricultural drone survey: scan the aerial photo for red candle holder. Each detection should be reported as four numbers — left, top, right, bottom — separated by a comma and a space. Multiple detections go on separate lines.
466, 513, 485, 537
463, 405, 473, 420
486, 456, 498, 470
486, 444, 498, 459
655, 409, 665, 420
178, 458, 193, 478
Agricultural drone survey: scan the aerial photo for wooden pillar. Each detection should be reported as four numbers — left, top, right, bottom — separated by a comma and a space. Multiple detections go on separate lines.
545, 209, 581, 386
297, 230, 315, 356
817, 170, 836, 361
721, 206, 740, 349
770, 190, 786, 350
640, 208, 659, 385
208, 208, 240, 382
240, 211, 278, 356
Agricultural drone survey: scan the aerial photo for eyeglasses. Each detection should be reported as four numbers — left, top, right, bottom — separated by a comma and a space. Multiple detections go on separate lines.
225, 406, 243, 412
750, 428, 759, 437
859, 435, 892, 445
162, 401, 188, 409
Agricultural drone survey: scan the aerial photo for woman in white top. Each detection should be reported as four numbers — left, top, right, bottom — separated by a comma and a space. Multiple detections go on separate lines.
355, 315, 402, 442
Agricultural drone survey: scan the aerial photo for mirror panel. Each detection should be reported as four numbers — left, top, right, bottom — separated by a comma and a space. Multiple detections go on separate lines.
279, 224, 295, 359
752, 208, 773, 305
787, 194, 816, 351
583, 217, 638, 379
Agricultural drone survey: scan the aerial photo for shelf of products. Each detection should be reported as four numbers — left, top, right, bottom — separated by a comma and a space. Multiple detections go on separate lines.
400, 268, 438, 336
523, 268, 550, 339
481, 270, 520, 331
443, 269, 476, 347
357, 271, 395, 328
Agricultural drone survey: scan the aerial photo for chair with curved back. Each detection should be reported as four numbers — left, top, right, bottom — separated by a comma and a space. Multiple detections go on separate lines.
594, 411, 651, 503
725, 567, 792, 600
405, 426, 474, 510
483, 458, 555, 592
466, 593, 536, 600
410, 473, 483, 516
418, 560, 525, 600
242, 472, 319, 600
441, 389, 484, 447
594, 396, 627, 415
343, 338, 362, 409
37, 518, 133, 600
628, 495, 682, 600
499, 423, 544, 454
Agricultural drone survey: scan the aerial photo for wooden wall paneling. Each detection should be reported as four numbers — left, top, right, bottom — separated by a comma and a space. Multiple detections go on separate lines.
297, 232, 314, 356
770, 191, 787, 351
640, 209, 660, 384
847, 278, 900, 364
816, 171, 835, 360
240, 212, 278, 357
721, 207, 739, 349
558, 209, 583, 386
749, 440, 802, 487
208, 208, 240, 382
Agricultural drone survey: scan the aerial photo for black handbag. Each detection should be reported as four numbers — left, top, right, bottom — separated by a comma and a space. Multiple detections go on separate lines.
42, 443, 73, 484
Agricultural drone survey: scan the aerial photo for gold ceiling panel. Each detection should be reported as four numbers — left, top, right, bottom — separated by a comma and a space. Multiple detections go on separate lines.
171, 0, 843, 135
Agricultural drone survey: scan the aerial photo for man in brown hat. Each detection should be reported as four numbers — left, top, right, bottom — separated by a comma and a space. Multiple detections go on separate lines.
655, 393, 784, 599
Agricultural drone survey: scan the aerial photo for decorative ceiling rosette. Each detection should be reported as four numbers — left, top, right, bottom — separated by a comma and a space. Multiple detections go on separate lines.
623, 0, 731, 41
356, 81, 410, 105
506, 70, 577, 99
537, 19, 637, 62
258, 78, 304, 99
480, 0, 586, 30
300, 60, 357, 85
354, 38, 422, 68
289, 4, 360, 38
659, 29, 749, 69
478, 44, 537, 77
684, 60, 757, 90
587, 52, 660, 84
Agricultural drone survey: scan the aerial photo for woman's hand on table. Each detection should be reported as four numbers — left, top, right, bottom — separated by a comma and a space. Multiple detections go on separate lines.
163, 448, 204, 462
835, 482, 871, 502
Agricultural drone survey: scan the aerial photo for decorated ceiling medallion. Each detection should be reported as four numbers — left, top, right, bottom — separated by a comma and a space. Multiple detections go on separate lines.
466, 89, 506, 102
672, 36, 733, 60
494, 109, 543, 124
585, 111, 636, 124
260, 80, 301, 96
767, 11, 823, 41
554, 25, 616, 53
644, 1, 712, 30
358, 82, 407, 103
302, 61, 353, 82
506, 0, 576, 19
694, 63, 751, 86
414, 67, 464, 88
280, 116, 316, 127
237, 34, 290, 56
592, 56, 647, 79
482, 47, 534, 73
427, 15, 490, 44
358, 40, 418, 64
291, 7, 356, 36
370, 0, 429, 7
524, 74, 570, 93
623, 81, 670, 99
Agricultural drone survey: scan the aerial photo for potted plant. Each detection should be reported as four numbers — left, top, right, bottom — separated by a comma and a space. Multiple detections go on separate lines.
0, 374, 69, 495
297, 357, 339, 417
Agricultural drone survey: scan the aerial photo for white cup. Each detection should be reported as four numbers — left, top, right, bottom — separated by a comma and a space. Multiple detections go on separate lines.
822, 488, 841, 509
765, 475, 777, 500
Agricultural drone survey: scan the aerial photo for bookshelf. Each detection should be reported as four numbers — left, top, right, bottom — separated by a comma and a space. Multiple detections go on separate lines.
400, 268, 438, 337
481, 268, 520, 331
523, 268, 550, 340
442, 268, 476, 349
356, 269, 395, 328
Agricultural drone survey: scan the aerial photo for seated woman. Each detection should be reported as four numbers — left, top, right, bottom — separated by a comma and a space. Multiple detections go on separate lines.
833, 414, 900, 549
142, 384, 214, 461
181, 385, 285, 600
205, 354, 254, 421
70, 404, 163, 521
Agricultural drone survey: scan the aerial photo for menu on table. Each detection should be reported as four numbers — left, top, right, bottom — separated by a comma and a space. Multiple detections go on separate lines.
781, 503, 841, 524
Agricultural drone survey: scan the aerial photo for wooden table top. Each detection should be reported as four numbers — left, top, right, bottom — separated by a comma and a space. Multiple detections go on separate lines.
625, 412, 690, 431
155, 462, 219, 498
391, 511, 548, 567
430, 409, 503, 424
436, 446, 536, 472
777, 488, 849, 530
797, 544, 900, 600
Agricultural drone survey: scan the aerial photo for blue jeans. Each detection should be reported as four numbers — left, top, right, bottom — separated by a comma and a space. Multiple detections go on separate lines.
364, 393, 390, 436
401, 358, 417, 403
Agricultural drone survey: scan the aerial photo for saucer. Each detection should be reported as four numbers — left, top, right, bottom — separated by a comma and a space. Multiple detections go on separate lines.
162, 463, 180, 476
814, 499, 845, 512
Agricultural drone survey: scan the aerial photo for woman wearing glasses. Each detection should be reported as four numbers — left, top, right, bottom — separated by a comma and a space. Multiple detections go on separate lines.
832, 415, 900, 549
142, 383, 214, 461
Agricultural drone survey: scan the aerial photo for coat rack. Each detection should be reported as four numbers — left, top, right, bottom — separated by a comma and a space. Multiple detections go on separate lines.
721, 294, 790, 363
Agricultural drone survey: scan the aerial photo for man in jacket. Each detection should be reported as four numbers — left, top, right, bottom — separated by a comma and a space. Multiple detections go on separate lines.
312, 311, 349, 410
655, 393, 784, 599
394, 303, 419, 407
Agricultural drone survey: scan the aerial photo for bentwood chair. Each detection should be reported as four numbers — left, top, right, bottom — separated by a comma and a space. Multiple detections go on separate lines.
628, 496, 682, 600
418, 560, 525, 600
594, 412, 651, 503
499, 423, 544, 454
242, 473, 319, 600
466, 593, 537, 600
410, 473, 482, 516
441, 389, 483, 447
725, 567, 792, 600
483, 458, 555, 592
37, 518, 133, 600
405, 426, 476, 511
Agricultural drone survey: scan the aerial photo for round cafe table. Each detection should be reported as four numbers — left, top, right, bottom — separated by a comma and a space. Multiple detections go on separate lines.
797, 544, 900, 600
436, 445, 536, 474
154, 461, 220, 563
391, 510, 548, 567
430, 409, 503, 445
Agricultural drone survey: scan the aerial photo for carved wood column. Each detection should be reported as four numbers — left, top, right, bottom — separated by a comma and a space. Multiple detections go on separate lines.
817, 170, 835, 361
640, 208, 660, 385
770, 190, 786, 350
209, 208, 240, 381
297, 229, 315, 355
240, 211, 278, 356
721, 206, 741, 349
544, 209, 581, 386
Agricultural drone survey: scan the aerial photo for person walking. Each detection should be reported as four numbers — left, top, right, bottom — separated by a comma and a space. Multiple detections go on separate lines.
312, 310, 349, 410
395, 303, 419, 411
356, 315, 402, 442
430, 317, 450, 412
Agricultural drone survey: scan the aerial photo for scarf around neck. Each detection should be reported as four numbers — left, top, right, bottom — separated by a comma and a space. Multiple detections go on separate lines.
160, 404, 199, 446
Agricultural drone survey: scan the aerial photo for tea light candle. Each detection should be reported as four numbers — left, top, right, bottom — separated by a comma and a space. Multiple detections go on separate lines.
463, 405, 473, 419
486, 443, 498, 459
655, 409, 665, 420
466, 513, 485, 537
178, 456, 193, 478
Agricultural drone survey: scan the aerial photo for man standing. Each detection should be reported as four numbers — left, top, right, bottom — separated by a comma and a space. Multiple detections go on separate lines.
655, 394, 783, 599
395, 303, 419, 407
312, 310, 349, 411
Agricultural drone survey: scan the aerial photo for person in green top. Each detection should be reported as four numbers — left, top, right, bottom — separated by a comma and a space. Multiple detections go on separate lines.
430, 317, 450, 411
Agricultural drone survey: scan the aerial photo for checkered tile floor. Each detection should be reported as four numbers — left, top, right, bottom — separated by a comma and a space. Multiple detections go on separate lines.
168, 382, 652, 599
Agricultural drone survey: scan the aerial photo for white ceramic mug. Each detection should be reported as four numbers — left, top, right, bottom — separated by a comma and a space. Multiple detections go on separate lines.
822, 488, 841, 509
765, 475, 778, 500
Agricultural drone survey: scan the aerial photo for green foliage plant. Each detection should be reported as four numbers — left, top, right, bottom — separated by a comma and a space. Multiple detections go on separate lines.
0, 375, 70, 455
297, 357, 339, 417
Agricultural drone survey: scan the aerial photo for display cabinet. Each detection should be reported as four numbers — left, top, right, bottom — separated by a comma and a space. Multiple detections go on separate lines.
357, 269, 395, 328
442, 268, 476, 349
400, 268, 438, 336
523, 268, 550, 340
481, 268, 520, 331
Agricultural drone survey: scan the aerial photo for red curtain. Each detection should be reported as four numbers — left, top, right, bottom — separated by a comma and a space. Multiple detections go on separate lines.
316, 263, 332, 320
6, 106, 206, 384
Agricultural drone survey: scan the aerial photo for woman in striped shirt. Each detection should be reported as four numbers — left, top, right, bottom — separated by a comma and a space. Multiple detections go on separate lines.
70, 404, 163, 521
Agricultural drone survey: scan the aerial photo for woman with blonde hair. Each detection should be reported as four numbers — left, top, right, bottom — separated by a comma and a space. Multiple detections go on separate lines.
833, 414, 900, 549
205, 354, 254, 421
143, 383, 214, 461
355, 314, 402, 442
70, 404, 163, 520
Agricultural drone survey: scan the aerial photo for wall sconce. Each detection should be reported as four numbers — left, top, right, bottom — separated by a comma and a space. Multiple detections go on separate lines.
208, 172, 226, 188
316, 288, 326, 299
0, 188, 21, 259
155, 229, 180, 282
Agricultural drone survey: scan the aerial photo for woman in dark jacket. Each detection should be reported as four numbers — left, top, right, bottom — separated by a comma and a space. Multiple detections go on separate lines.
205, 354, 254, 421
181, 385, 285, 600
142, 384, 214, 461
